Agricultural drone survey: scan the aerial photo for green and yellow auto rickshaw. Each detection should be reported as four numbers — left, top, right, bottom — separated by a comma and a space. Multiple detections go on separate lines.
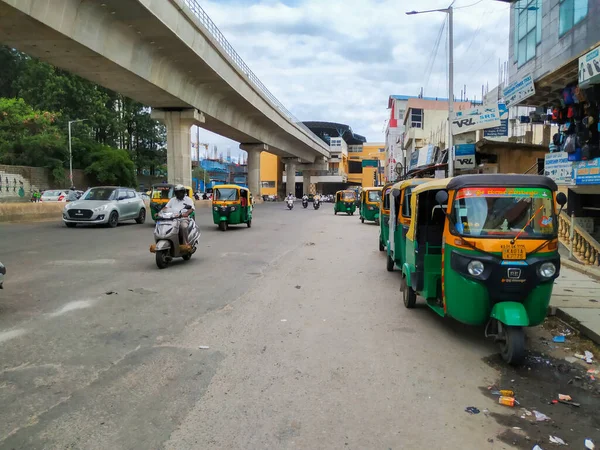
386, 178, 429, 271
212, 184, 253, 231
359, 187, 382, 224
150, 184, 195, 221
378, 183, 394, 252
401, 174, 567, 364
334, 190, 357, 215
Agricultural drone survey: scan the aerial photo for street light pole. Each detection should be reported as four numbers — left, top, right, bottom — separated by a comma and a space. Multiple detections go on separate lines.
68, 119, 87, 186
406, 5, 454, 177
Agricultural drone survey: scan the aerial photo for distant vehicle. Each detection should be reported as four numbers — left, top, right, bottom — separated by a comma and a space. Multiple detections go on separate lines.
40, 190, 68, 202
0, 262, 5, 289
63, 186, 146, 228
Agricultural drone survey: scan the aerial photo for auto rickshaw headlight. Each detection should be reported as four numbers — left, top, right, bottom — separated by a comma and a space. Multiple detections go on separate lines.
230, 206, 236, 211
467, 260, 485, 277
538, 262, 556, 278
213, 206, 218, 211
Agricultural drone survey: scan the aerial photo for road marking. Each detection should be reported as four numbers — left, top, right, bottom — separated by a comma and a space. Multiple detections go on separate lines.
0, 328, 27, 344
48, 300, 95, 317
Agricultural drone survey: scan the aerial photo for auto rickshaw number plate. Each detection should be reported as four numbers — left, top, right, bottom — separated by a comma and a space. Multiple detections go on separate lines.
501, 244, 526, 260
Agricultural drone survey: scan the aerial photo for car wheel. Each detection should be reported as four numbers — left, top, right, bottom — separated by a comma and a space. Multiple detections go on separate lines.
65, 222, 77, 228
108, 211, 119, 228
135, 208, 146, 224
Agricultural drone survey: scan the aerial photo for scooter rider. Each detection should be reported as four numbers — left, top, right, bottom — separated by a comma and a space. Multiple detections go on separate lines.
163, 185, 195, 245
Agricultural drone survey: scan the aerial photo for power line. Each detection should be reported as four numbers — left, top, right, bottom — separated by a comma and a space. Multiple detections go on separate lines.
455, 0, 485, 9
423, 16, 447, 96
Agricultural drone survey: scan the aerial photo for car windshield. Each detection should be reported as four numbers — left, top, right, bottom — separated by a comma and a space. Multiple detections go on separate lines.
215, 188, 238, 201
368, 191, 381, 202
452, 187, 556, 238
83, 188, 116, 201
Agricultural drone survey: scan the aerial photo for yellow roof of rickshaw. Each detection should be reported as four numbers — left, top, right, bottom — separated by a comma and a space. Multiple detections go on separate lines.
213, 184, 250, 191
391, 178, 430, 191
362, 186, 383, 192
336, 190, 356, 194
411, 177, 454, 195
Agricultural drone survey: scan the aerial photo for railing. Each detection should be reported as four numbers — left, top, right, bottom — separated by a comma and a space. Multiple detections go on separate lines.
558, 211, 600, 266
180, 0, 323, 145
523, 161, 542, 175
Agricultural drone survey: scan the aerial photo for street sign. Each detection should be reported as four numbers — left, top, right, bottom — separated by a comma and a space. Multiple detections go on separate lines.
579, 44, 600, 87
575, 158, 600, 185
544, 152, 574, 185
451, 105, 501, 135
484, 103, 509, 140
503, 73, 535, 108
454, 144, 476, 170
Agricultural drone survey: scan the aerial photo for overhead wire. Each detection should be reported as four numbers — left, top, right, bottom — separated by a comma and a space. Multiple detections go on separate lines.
423, 16, 447, 97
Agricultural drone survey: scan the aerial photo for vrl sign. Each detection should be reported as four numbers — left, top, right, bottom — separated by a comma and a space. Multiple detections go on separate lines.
451, 105, 501, 135
453, 118, 476, 128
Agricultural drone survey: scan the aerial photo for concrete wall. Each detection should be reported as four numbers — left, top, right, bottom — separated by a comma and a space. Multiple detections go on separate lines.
477, 143, 547, 175
509, 0, 600, 83
0, 165, 93, 202
259, 152, 279, 196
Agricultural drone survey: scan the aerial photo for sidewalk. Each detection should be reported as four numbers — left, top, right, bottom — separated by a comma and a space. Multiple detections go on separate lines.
551, 265, 600, 345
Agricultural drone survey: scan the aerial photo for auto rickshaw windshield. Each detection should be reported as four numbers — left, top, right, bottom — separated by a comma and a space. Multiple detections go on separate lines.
151, 186, 172, 199
342, 192, 356, 201
368, 191, 381, 203
215, 188, 238, 201
452, 187, 557, 238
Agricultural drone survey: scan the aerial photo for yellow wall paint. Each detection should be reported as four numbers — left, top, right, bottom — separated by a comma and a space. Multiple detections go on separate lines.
348, 143, 385, 188
260, 152, 279, 195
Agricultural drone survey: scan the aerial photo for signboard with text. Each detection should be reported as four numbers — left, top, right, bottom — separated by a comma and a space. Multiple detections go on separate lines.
454, 144, 476, 170
451, 105, 501, 135
544, 152, 574, 185
503, 74, 535, 107
575, 158, 600, 185
579, 44, 600, 87
484, 103, 509, 140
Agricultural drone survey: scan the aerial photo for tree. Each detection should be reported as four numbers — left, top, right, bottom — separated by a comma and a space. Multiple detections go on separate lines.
85, 146, 137, 187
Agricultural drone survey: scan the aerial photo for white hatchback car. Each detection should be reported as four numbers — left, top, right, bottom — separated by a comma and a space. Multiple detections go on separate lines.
40, 190, 68, 202
63, 186, 146, 228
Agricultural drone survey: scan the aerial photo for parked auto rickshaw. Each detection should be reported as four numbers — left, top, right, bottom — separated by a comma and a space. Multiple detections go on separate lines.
378, 183, 394, 252
386, 178, 429, 271
334, 190, 357, 215
212, 184, 253, 231
401, 174, 567, 364
359, 187, 382, 224
150, 184, 194, 221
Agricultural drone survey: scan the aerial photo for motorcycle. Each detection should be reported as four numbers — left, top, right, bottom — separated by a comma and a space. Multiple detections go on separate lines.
313, 199, 320, 210
287, 198, 294, 210
302, 198, 308, 208
150, 206, 201, 269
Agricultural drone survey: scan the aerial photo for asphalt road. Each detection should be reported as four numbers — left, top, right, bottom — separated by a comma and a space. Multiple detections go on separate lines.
0, 202, 581, 449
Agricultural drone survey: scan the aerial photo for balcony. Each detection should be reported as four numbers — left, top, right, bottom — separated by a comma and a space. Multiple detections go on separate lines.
404, 127, 425, 148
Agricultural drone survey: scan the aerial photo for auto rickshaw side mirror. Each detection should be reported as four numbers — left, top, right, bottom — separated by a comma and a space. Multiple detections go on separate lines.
392, 190, 400, 199
435, 190, 449, 206
556, 192, 567, 209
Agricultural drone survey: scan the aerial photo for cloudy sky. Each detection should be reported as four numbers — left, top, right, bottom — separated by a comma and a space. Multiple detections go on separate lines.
193, 0, 511, 158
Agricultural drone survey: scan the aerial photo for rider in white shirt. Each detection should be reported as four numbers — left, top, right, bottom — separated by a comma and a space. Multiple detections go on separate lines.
163, 185, 195, 244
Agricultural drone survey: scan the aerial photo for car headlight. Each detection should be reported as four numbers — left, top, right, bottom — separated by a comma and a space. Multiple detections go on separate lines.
538, 262, 556, 278
93, 205, 108, 212
467, 260, 485, 277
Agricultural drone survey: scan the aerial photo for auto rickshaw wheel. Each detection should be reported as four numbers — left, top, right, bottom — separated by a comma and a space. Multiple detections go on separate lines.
156, 251, 169, 269
219, 222, 227, 232
379, 238, 384, 252
498, 324, 526, 365
401, 276, 417, 308
361, 217, 364, 223
247, 219, 252, 228
386, 254, 394, 272
334, 210, 337, 215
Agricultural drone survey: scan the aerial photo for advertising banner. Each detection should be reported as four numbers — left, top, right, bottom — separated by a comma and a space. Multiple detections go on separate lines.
575, 158, 600, 185
454, 144, 476, 170
544, 152, 574, 185
579, 44, 600, 87
484, 103, 509, 140
451, 105, 501, 135
503, 74, 535, 108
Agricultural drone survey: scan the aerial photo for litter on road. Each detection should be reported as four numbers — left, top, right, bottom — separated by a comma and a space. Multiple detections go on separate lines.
498, 396, 516, 407
557, 394, 572, 401
549, 435, 567, 445
198, 346, 210, 349
465, 406, 480, 414
533, 410, 551, 422
585, 438, 595, 449
552, 335, 566, 343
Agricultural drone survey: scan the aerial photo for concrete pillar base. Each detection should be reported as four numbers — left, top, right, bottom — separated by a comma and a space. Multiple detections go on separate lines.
285, 160, 297, 197
151, 109, 205, 187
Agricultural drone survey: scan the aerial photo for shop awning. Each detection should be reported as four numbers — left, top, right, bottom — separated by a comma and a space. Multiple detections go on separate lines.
519, 58, 578, 107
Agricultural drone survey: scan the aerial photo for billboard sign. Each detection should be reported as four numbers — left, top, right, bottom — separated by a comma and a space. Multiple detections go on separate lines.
451, 105, 501, 135
484, 103, 509, 140
454, 144, 476, 170
575, 158, 600, 185
503, 74, 535, 108
544, 152, 574, 185
579, 44, 600, 87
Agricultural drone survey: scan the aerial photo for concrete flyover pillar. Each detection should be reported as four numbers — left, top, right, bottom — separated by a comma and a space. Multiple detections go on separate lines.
151, 109, 205, 187
284, 159, 297, 197
240, 143, 268, 201
302, 171, 311, 197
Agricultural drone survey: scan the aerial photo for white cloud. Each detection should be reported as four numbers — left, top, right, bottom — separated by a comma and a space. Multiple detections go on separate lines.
195, 0, 510, 154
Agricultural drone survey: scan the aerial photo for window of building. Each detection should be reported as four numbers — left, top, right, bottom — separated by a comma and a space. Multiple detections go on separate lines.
411, 109, 423, 128
349, 161, 362, 174
261, 181, 275, 188
559, 0, 588, 36
348, 145, 363, 153
514, 0, 540, 67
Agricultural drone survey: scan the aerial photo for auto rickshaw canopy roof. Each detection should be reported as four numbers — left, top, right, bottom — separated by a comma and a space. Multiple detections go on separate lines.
407, 178, 453, 242
362, 186, 383, 192
213, 184, 251, 193
446, 174, 558, 191
390, 178, 430, 192
336, 190, 356, 196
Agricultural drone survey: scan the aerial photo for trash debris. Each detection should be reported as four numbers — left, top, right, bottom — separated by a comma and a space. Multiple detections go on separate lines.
520, 408, 533, 418
549, 435, 566, 445
465, 406, 480, 414
558, 399, 580, 407
552, 335, 566, 343
513, 426, 522, 430
575, 353, 587, 360
105, 291, 117, 295
533, 410, 551, 422
585, 438, 595, 449
585, 351, 594, 363
533, 446, 543, 450
558, 394, 572, 401
482, 408, 490, 416
280, 319, 287, 322
491, 389, 514, 397
198, 346, 209, 349
588, 369, 600, 375
499, 396, 516, 407
295, 285, 301, 289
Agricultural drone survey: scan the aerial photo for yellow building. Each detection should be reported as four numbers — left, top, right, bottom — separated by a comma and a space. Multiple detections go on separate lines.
348, 142, 386, 188
259, 152, 281, 196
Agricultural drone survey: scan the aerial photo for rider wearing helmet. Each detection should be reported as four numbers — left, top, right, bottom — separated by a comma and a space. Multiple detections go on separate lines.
163, 184, 195, 245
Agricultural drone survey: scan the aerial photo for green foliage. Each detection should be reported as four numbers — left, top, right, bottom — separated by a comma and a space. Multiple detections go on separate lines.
85, 146, 137, 187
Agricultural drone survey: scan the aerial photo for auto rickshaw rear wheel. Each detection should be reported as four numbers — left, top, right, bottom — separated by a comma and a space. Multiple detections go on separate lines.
498, 323, 526, 365
247, 219, 252, 228
401, 276, 417, 308
361, 217, 364, 223
379, 237, 384, 252
386, 254, 394, 272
